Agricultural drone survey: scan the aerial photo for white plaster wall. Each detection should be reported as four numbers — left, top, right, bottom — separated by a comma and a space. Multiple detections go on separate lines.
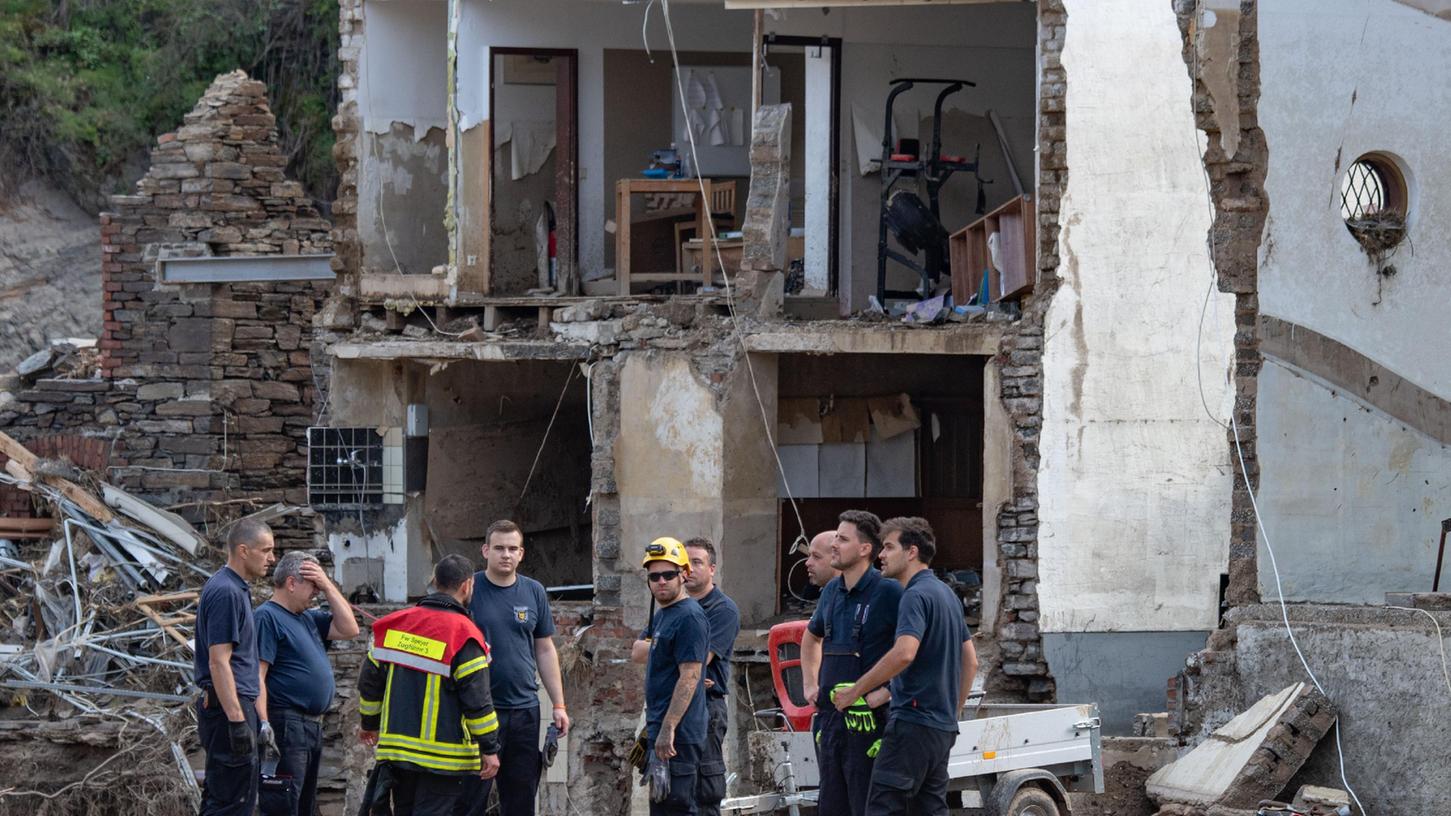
1038, 0, 1236, 634
617, 353, 725, 626
1258, 1, 1451, 400
1257, 361, 1451, 602
360, 0, 448, 135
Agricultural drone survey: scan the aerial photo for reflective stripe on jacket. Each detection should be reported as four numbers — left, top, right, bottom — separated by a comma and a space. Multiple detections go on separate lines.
359, 593, 500, 773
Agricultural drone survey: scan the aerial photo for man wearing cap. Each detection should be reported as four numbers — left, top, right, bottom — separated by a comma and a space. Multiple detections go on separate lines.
638, 537, 710, 815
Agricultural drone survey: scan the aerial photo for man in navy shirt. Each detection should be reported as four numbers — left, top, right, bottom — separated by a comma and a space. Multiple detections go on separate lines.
803, 529, 841, 590
801, 510, 902, 816
461, 520, 569, 816
682, 537, 739, 816
833, 517, 977, 816
195, 519, 276, 816
256, 551, 360, 816
640, 537, 709, 815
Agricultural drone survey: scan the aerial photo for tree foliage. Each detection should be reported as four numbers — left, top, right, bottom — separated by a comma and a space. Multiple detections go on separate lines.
0, 0, 338, 211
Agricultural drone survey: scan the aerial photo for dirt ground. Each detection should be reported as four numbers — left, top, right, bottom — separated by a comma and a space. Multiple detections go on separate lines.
0, 180, 101, 370
1069, 759, 1159, 816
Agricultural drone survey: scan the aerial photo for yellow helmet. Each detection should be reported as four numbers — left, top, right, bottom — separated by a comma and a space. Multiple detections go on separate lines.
642, 536, 691, 573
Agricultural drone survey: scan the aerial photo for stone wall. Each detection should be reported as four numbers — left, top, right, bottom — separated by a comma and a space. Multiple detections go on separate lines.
0, 71, 332, 548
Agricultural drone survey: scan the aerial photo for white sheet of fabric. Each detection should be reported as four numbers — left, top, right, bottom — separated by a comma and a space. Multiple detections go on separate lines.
497, 120, 556, 181
707, 109, 728, 146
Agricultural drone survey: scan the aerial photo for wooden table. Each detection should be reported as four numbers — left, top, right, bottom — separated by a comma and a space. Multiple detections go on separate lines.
615, 178, 715, 295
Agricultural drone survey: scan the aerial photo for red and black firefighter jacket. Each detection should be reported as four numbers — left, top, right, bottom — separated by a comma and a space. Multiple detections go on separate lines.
359, 592, 501, 773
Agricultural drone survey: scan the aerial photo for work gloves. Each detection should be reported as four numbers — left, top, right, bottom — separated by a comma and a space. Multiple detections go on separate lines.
258, 721, 278, 756
228, 720, 256, 758
834, 683, 877, 733
643, 753, 671, 803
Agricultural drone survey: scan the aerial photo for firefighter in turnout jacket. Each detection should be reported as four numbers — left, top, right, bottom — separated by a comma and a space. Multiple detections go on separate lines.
358, 555, 501, 815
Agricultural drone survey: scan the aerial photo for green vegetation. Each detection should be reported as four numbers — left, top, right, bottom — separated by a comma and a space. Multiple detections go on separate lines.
0, 0, 338, 210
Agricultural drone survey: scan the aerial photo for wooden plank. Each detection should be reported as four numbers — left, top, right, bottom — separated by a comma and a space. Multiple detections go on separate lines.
698, 179, 714, 289
616, 180, 632, 295
137, 603, 192, 650
134, 591, 199, 606
555, 54, 579, 295
0, 431, 114, 523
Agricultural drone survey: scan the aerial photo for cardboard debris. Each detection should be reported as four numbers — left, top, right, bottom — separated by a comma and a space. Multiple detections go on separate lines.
867, 393, 921, 440
1147, 682, 1336, 814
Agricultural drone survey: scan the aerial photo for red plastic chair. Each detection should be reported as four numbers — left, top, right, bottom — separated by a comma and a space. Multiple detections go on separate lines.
766, 620, 816, 732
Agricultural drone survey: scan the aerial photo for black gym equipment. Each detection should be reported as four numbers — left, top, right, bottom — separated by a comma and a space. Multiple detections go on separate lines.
875, 77, 987, 305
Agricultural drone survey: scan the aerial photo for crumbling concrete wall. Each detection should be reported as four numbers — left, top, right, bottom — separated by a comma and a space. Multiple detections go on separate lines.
1, 71, 332, 550
1181, 604, 1451, 813
1249, 0, 1451, 603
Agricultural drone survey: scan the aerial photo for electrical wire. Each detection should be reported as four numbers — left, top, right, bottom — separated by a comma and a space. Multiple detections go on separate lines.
1186, 3, 1363, 810
1385, 606, 1451, 698
518, 361, 581, 503
653, 0, 809, 553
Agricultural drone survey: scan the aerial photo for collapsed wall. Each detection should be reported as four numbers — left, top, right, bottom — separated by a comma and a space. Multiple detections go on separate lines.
0, 70, 333, 548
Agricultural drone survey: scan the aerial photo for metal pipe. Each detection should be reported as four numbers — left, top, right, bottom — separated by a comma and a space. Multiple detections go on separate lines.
84, 642, 194, 671
0, 678, 191, 703
0, 555, 34, 571
63, 519, 85, 626
1435, 518, 1451, 592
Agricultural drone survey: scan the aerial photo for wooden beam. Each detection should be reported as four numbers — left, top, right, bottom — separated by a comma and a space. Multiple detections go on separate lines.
751, 10, 764, 114
0, 431, 114, 523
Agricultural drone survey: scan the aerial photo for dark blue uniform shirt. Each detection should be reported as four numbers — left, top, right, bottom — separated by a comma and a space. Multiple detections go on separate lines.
645, 597, 709, 745
806, 566, 903, 708
697, 587, 740, 699
890, 570, 970, 733
255, 601, 335, 715
467, 571, 557, 709
194, 566, 260, 698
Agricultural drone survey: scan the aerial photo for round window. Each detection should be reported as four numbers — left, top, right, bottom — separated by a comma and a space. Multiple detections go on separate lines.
1339, 153, 1408, 263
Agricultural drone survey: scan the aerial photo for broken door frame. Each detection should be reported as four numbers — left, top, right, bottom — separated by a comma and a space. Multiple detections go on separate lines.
488, 47, 581, 294
762, 34, 843, 296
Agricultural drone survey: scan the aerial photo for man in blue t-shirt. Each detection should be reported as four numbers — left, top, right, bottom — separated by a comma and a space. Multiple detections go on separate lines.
460, 520, 568, 816
831, 517, 977, 816
801, 510, 902, 816
195, 519, 276, 816
637, 537, 709, 815
682, 537, 739, 816
256, 551, 360, 816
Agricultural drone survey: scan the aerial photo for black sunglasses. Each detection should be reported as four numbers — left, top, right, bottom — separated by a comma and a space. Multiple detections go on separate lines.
646, 570, 681, 583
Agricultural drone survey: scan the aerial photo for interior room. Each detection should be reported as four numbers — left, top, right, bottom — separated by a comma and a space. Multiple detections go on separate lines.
774, 353, 988, 620
423, 360, 593, 588
451, 0, 1037, 307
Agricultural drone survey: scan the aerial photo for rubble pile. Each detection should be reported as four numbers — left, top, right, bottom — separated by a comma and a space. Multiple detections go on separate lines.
0, 431, 223, 814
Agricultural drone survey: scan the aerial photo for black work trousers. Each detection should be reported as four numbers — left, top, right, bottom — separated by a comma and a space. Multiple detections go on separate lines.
863, 718, 957, 816
389, 767, 469, 816
644, 738, 702, 816
197, 693, 260, 816
269, 706, 324, 816
457, 706, 540, 816
814, 704, 885, 816
696, 696, 729, 816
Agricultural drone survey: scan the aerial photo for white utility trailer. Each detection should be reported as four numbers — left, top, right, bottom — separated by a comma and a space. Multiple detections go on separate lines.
722, 702, 1103, 816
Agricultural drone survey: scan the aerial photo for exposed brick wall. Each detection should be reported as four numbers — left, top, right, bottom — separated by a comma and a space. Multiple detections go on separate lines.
1174, 0, 1268, 607
985, 0, 1067, 702
2, 71, 332, 549
330, 0, 364, 296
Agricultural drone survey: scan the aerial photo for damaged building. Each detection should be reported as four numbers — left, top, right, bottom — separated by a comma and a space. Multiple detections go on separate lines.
1, 0, 1449, 814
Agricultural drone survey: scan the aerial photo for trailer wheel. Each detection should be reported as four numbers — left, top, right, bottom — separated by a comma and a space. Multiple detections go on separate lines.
1004, 786, 1059, 816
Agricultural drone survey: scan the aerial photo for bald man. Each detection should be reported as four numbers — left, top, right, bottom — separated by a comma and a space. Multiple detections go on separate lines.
804, 530, 840, 589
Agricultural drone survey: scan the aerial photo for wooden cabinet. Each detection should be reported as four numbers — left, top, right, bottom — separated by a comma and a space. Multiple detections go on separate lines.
949, 194, 1036, 304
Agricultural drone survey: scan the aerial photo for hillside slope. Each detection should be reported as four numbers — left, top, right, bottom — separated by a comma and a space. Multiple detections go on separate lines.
0, 181, 101, 369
